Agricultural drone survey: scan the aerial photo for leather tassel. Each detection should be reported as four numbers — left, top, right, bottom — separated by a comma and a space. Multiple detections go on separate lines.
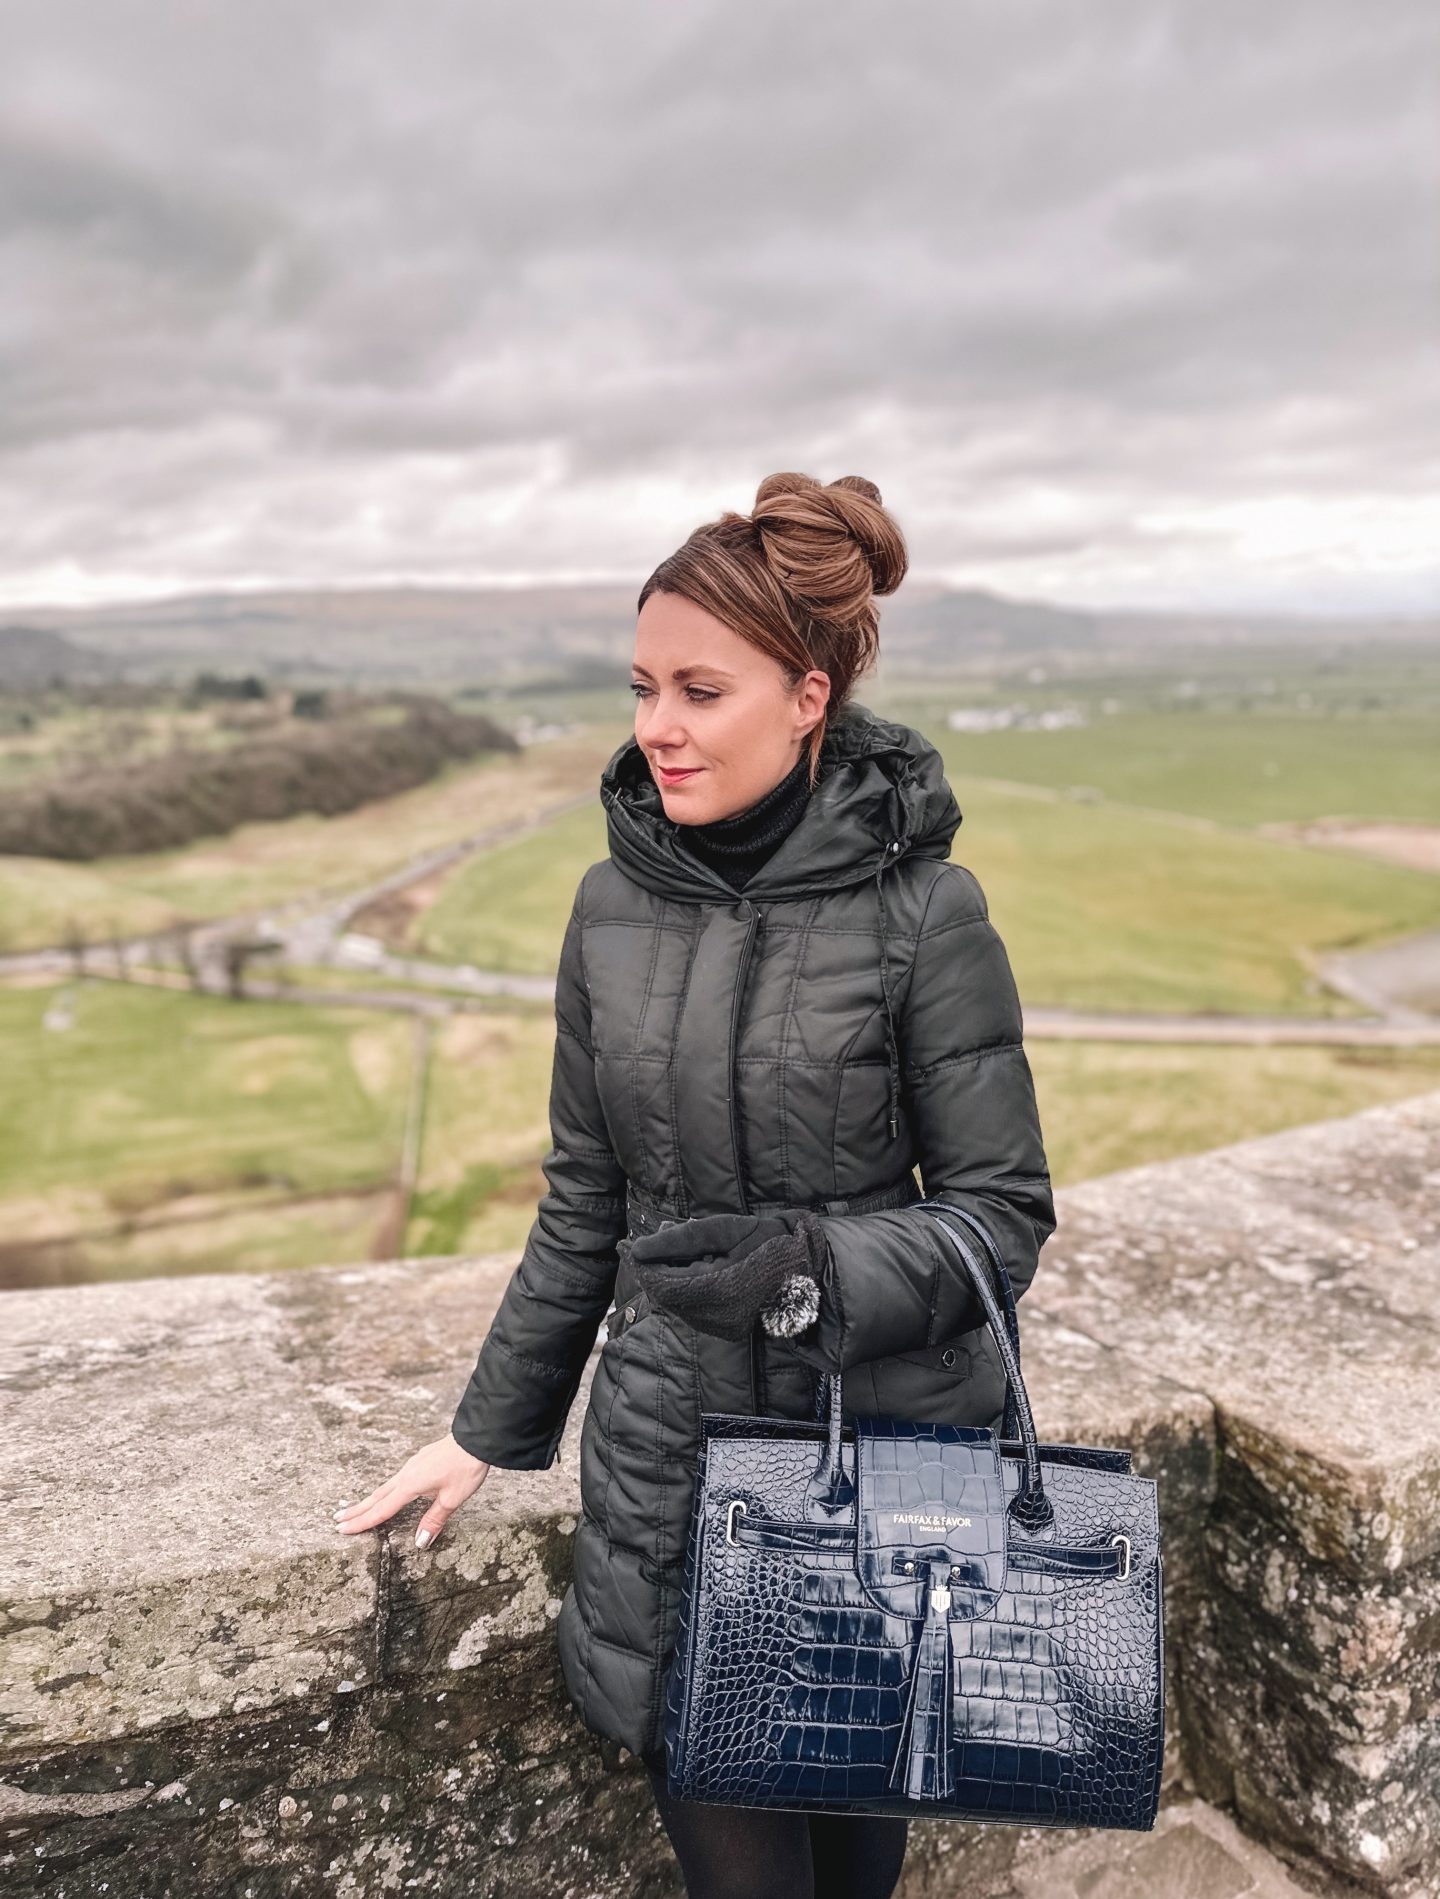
887, 1560, 955, 1800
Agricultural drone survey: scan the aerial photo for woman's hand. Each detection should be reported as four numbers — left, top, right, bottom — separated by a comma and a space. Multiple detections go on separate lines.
622, 1210, 828, 1341
333, 1431, 491, 1549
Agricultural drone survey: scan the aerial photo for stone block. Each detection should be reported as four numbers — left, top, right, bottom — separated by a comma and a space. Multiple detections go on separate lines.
1027, 1091, 1440, 1893
3, 1089, 1437, 1894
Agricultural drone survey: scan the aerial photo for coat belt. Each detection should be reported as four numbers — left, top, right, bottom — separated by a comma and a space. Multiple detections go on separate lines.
623, 1172, 920, 1242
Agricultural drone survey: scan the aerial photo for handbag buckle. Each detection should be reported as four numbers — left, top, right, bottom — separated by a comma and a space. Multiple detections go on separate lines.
726, 1499, 748, 1546
1111, 1533, 1131, 1580
898, 1556, 955, 1613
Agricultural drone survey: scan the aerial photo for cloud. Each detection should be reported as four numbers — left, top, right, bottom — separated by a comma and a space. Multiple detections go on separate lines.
0, 0, 1436, 611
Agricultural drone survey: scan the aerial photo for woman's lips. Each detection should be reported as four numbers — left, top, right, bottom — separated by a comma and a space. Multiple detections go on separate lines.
656, 765, 703, 784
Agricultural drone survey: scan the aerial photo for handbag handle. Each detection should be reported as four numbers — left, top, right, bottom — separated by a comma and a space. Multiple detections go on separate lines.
813, 1200, 1053, 1529
806, 1197, 1022, 1438
912, 1197, 1023, 1441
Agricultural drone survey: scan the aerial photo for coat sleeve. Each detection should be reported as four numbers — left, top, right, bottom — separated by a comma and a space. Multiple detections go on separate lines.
786, 861, 1055, 1376
449, 871, 628, 1468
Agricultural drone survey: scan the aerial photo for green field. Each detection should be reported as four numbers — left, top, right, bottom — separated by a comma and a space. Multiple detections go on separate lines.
1029, 1037, 1440, 1185
0, 726, 620, 954
0, 698, 265, 790
411, 759, 1437, 1015
405, 1002, 560, 1258
405, 1017, 1440, 1263
919, 708, 1439, 828
5, 656, 1438, 1288
942, 771, 1437, 1015
0, 978, 412, 1287
414, 803, 610, 970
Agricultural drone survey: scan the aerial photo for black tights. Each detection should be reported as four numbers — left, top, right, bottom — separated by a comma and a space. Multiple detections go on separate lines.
642, 1752, 909, 1899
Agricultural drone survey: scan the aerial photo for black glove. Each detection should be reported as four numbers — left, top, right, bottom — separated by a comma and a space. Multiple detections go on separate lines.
620, 1211, 829, 1343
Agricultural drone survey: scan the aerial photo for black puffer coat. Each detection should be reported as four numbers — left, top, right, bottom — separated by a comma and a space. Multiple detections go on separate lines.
451, 702, 1056, 1760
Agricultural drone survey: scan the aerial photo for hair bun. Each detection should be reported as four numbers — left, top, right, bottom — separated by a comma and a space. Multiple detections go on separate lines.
832, 475, 882, 507
750, 471, 908, 612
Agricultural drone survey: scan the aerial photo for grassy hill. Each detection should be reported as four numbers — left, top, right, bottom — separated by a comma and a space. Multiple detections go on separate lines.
18, 580, 1434, 689
2, 645, 1436, 1286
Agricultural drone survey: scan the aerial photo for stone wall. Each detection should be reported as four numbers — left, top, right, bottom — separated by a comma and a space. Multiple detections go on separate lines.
2, 1091, 1436, 1897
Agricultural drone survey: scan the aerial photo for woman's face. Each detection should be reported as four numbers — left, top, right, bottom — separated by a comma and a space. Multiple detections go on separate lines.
631, 591, 830, 824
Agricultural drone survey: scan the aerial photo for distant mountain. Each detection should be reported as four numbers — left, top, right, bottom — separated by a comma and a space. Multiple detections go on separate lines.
0, 624, 122, 687
881, 585, 1101, 657
13, 582, 1434, 687
15, 585, 635, 686
880, 584, 1438, 661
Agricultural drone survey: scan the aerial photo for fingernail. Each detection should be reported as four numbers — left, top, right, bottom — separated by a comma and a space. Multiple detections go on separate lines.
415, 1528, 433, 1549
333, 1506, 348, 1518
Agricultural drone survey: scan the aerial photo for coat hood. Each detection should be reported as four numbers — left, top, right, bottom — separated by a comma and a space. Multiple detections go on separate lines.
600, 702, 964, 1150
599, 700, 963, 906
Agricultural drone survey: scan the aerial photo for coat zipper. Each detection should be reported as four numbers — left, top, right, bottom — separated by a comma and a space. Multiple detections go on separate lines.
727, 903, 760, 1220
728, 902, 761, 1412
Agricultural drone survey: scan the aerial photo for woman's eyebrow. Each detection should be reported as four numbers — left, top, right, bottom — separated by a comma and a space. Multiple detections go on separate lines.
630, 664, 737, 682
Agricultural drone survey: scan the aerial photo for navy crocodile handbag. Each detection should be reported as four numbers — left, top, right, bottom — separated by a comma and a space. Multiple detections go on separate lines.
661, 1197, 1166, 1827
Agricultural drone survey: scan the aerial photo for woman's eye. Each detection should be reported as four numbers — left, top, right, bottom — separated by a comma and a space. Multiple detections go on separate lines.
628, 684, 719, 705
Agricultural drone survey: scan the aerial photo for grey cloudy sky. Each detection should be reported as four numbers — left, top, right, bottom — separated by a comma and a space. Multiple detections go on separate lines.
2, 0, 1436, 614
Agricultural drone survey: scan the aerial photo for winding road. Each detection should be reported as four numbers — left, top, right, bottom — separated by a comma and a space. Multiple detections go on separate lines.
3, 784, 1437, 1044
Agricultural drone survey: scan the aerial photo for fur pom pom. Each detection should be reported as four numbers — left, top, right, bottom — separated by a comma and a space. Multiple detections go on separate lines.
759, 1271, 822, 1339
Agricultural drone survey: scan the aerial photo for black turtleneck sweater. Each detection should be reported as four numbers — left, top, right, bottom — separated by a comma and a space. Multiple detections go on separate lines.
676, 751, 814, 891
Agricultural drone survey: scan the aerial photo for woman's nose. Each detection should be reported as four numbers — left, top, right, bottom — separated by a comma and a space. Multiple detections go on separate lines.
639, 696, 690, 750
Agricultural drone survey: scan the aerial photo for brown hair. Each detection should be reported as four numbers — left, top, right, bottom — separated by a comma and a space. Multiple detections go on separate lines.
636, 471, 909, 788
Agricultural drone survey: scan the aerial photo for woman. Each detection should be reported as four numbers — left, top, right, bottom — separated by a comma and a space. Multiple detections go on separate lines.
337, 472, 1056, 1898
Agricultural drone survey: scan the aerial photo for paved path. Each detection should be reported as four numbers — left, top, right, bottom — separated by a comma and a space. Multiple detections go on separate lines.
0, 788, 594, 998
1023, 1003, 1440, 1044
1319, 926, 1440, 1023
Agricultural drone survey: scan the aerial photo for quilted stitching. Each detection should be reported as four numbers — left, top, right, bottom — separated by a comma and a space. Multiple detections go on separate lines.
450, 705, 1061, 1764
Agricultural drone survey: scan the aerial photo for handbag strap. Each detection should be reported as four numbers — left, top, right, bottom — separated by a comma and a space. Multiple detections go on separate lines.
911, 1199, 1022, 1442
814, 1205, 1053, 1529
810, 1196, 1024, 1441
